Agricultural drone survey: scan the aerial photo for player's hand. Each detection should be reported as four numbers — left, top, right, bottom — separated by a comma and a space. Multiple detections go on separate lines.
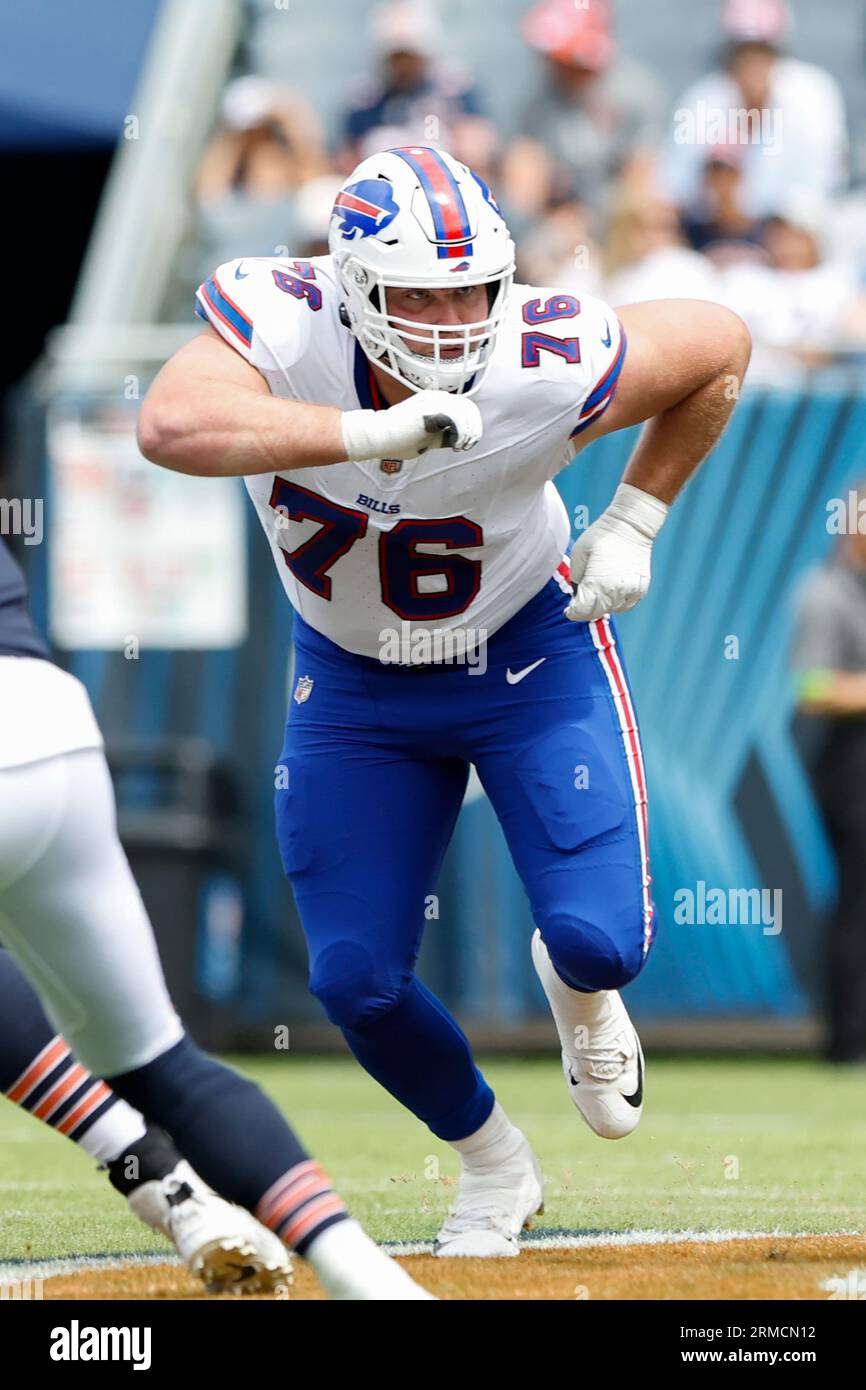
341, 390, 483, 462
564, 483, 669, 622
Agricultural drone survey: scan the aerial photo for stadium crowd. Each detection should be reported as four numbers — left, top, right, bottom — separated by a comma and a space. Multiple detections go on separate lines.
190, 0, 866, 386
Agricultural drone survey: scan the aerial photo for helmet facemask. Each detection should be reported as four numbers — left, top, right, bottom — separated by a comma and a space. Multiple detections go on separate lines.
343, 258, 513, 396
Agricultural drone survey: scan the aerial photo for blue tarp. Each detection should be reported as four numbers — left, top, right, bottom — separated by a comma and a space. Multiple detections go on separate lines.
0, 0, 161, 149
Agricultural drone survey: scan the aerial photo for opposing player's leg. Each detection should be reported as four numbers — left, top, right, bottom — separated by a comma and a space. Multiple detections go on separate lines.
0, 945, 290, 1291
278, 618, 543, 1257
0, 732, 428, 1298
474, 578, 655, 1141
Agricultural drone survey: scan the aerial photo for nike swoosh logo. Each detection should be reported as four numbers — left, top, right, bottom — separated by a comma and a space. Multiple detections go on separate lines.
235, 262, 249, 279
623, 1048, 643, 1108
506, 658, 546, 685
568, 1068, 580, 1087
600, 320, 612, 348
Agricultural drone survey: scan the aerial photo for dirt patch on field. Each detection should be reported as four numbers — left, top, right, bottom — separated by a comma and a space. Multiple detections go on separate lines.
40, 1235, 866, 1300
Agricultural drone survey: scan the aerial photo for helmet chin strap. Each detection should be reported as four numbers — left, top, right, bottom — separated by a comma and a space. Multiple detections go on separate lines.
404, 344, 484, 392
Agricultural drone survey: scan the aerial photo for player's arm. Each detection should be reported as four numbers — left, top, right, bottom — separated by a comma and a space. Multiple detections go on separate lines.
564, 299, 751, 621
575, 299, 752, 500
138, 327, 344, 476
138, 326, 481, 477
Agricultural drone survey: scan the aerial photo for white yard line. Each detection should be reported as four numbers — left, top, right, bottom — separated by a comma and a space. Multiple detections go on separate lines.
383, 1228, 852, 1257
0, 1251, 180, 1281
0, 1228, 857, 1281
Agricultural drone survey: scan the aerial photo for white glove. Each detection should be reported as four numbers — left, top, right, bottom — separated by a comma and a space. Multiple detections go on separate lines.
341, 389, 482, 462
564, 483, 669, 622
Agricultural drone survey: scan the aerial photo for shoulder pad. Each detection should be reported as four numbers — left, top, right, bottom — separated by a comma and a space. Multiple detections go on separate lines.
195, 256, 323, 374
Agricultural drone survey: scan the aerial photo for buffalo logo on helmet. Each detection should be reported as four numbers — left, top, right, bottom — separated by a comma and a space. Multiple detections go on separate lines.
331, 180, 400, 241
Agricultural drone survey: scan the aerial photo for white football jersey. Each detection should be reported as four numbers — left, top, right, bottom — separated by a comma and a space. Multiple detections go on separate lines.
195, 255, 626, 658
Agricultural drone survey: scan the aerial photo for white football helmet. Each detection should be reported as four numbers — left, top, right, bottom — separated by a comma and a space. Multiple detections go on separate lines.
328, 146, 516, 395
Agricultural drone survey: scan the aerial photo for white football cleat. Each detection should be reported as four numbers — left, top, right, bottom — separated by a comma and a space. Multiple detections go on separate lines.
433, 1135, 543, 1258
128, 1161, 292, 1295
531, 929, 644, 1140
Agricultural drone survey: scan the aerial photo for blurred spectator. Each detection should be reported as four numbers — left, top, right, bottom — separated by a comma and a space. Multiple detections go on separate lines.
197, 77, 327, 200
289, 175, 343, 258
601, 186, 723, 306
827, 190, 866, 286
664, 0, 848, 220
501, 0, 666, 221
195, 76, 328, 269
720, 191, 866, 383
339, 1, 496, 176
516, 197, 603, 295
791, 490, 866, 1064
680, 146, 765, 266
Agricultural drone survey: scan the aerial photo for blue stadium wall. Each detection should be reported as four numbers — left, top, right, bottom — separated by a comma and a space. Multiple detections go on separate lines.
28, 386, 866, 1029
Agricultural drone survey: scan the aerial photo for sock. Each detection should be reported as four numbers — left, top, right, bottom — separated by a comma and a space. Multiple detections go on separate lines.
449, 1101, 527, 1174
0, 948, 146, 1160
255, 1159, 349, 1255
73, 1101, 147, 1166
5, 1034, 146, 1164
303, 1218, 399, 1297
536, 934, 616, 1053
107, 1032, 348, 1252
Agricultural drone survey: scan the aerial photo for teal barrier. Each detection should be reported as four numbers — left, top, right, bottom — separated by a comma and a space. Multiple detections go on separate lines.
448, 388, 866, 1021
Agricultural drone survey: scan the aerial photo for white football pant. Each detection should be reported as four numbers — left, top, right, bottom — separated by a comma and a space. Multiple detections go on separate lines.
0, 744, 184, 1077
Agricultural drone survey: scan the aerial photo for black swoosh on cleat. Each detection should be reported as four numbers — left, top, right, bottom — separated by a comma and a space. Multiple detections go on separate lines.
623, 1049, 643, 1108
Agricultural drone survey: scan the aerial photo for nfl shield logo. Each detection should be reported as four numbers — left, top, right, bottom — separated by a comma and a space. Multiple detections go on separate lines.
380, 458, 403, 474
293, 674, 314, 704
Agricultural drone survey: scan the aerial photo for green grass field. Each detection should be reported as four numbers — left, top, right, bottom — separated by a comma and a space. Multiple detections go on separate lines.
1, 1055, 864, 1266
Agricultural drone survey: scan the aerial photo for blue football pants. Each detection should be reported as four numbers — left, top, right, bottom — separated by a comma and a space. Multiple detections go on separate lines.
275, 575, 656, 1141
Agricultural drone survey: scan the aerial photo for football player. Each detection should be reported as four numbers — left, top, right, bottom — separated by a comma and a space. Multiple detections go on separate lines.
139, 145, 751, 1256
0, 537, 430, 1297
